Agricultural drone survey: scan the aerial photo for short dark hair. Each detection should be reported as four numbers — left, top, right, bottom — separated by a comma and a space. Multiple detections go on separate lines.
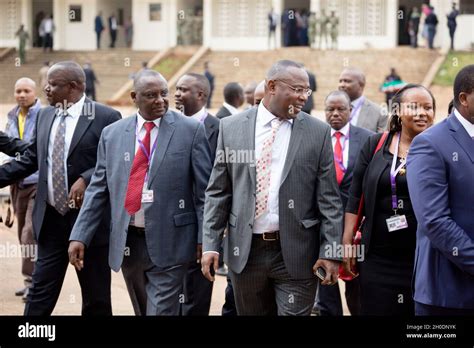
184, 73, 211, 98
324, 90, 351, 106
223, 82, 243, 104
266, 60, 304, 80
389, 83, 436, 133
453, 64, 474, 108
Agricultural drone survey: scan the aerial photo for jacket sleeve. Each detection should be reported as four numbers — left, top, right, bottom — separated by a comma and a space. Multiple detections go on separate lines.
202, 120, 232, 253
315, 126, 344, 260
191, 123, 213, 244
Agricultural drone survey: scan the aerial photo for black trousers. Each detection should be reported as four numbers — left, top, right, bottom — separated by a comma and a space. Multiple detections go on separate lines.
24, 204, 111, 316
222, 275, 237, 316
180, 261, 213, 316
109, 30, 117, 47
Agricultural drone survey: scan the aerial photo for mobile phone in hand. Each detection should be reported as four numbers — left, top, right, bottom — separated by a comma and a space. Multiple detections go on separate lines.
315, 267, 326, 281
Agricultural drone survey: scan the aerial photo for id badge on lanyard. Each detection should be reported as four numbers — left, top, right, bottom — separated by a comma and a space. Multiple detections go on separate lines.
386, 133, 409, 232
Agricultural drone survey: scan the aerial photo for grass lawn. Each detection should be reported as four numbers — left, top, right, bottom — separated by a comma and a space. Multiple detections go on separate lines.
433, 51, 474, 86
151, 54, 191, 80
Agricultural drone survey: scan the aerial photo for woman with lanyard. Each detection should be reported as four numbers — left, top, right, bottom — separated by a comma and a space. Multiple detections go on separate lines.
341, 84, 435, 315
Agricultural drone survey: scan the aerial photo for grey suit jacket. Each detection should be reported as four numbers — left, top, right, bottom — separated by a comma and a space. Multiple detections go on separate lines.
202, 107, 344, 279
70, 110, 213, 271
357, 98, 388, 133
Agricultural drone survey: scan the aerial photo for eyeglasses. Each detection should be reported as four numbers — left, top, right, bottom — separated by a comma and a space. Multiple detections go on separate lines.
275, 80, 312, 97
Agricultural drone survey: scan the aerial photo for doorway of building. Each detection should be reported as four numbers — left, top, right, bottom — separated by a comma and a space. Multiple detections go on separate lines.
398, 0, 429, 46
96, 0, 132, 48
177, 0, 203, 46
282, 0, 310, 47
32, 0, 52, 47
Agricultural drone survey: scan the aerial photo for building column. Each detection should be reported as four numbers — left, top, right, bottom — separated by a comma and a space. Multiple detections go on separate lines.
21, 0, 32, 48
273, 0, 282, 48
203, 0, 212, 47
310, 0, 321, 13
387, 0, 398, 48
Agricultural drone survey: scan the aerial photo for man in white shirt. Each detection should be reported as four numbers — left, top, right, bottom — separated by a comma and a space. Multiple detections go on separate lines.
0, 61, 121, 315
108, 14, 118, 48
174, 73, 219, 315
315, 90, 373, 316
201, 60, 343, 315
215, 82, 244, 119
338, 67, 388, 133
40, 14, 55, 52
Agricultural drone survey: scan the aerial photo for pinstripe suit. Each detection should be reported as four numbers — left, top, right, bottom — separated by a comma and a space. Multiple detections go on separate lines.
203, 105, 343, 315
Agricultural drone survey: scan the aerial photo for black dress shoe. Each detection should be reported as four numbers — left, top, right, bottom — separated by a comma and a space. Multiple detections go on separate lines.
15, 287, 26, 296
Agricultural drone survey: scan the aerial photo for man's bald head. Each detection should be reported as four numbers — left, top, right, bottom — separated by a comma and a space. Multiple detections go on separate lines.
14, 77, 37, 109
15, 77, 36, 90
183, 73, 211, 98
133, 69, 167, 92
48, 61, 86, 87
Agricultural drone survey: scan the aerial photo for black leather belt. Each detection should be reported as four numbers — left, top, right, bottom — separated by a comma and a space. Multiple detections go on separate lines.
128, 225, 145, 235
253, 231, 279, 241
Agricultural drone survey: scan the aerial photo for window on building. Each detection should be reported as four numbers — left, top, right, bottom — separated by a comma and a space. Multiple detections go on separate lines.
69, 5, 82, 22
149, 3, 162, 21
459, 0, 474, 14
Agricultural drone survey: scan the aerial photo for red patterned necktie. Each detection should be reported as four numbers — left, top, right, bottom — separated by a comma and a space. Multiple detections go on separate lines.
334, 131, 344, 185
124, 122, 155, 215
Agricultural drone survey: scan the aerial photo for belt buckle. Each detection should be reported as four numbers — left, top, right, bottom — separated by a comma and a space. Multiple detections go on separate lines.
263, 232, 277, 241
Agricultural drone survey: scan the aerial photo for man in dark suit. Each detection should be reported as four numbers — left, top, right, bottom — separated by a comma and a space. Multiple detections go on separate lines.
94, 12, 104, 49
201, 60, 343, 315
174, 73, 219, 315
108, 14, 118, 48
0, 61, 121, 316
69, 70, 212, 316
315, 90, 373, 316
339, 67, 388, 133
407, 64, 474, 315
0, 132, 29, 157
215, 82, 244, 119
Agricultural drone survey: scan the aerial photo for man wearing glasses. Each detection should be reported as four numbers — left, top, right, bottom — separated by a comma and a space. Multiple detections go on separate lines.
201, 60, 344, 315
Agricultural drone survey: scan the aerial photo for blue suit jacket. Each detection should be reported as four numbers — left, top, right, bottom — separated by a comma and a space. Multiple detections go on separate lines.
70, 110, 213, 271
407, 114, 474, 309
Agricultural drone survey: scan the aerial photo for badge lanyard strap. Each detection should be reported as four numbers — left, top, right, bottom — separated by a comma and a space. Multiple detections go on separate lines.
390, 132, 407, 215
349, 96, 365, 123
335, 132, 350, 172
136, 120, 158, 184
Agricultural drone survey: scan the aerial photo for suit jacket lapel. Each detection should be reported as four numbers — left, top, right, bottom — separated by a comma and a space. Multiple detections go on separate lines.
123, 116, 137, 177
67, 98, 93, 158
448, 114, 474, 163
148, 111, 176, 186
280, 113, 305, 186
43, 108, 57, 158
245, 108, 258, 190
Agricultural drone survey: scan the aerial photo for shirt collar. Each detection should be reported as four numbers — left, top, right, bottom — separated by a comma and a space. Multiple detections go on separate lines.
136, 111, 161, 131
257, 102, 293, 127
331, 122, 350, 137
190, 106, 207, 122
14, 99, 42, 118
454, 108, 474, 137
62, 94, 86, 119
223, 102, 239, 115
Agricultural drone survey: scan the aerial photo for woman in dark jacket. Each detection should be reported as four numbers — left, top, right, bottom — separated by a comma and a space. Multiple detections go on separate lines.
342, 84, 435, 315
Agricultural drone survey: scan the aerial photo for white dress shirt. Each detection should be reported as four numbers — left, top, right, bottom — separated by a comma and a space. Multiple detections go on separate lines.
190, 106, 207, 123
47, 94, 85, 205
350, 95, 365, 126
110, 17, 117, 30
223, 102, 239, 115
454, 108, 474, 138
130, 112, 161, 228
253, 102, 293, 234
331, 122, 350, 171
43, 18, 54, 33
